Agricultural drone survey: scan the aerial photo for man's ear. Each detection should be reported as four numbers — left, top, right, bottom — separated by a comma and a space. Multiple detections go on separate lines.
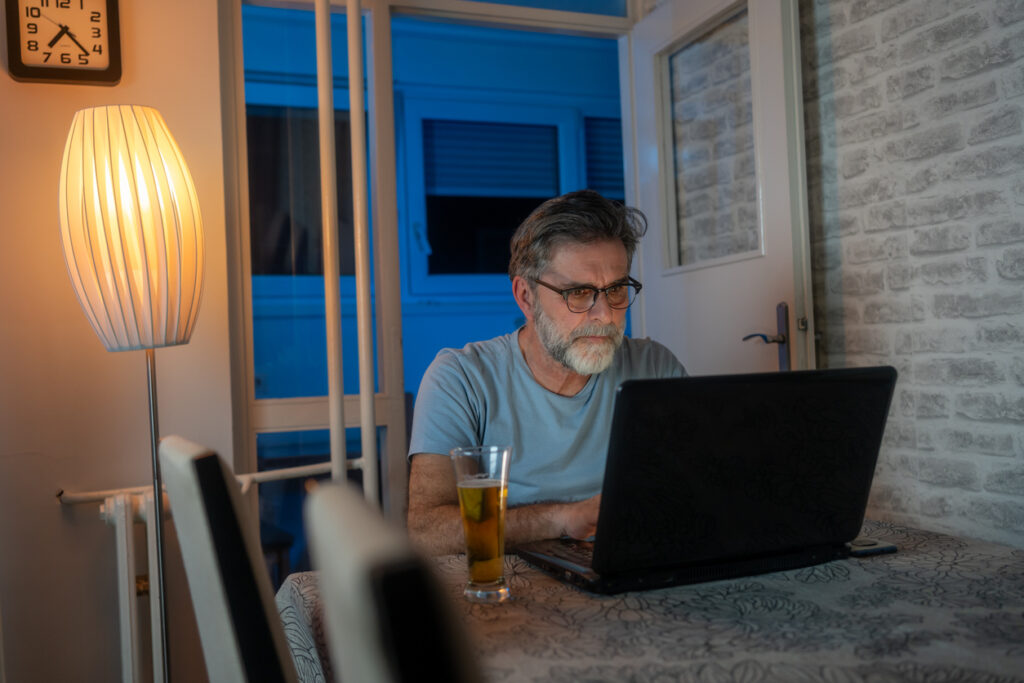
512, 276, 535, 322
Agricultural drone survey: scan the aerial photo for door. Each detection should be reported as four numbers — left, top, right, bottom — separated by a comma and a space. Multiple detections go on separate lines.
624, 0, 814, 375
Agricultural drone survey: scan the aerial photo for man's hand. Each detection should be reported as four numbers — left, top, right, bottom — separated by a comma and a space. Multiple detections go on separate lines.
557, 494, 601, 540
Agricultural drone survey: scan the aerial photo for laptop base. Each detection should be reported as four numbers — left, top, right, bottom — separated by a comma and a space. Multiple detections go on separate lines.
515, 542, 851, 594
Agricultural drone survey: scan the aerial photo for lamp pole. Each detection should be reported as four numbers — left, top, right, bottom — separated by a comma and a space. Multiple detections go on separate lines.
146, 348, 170, 682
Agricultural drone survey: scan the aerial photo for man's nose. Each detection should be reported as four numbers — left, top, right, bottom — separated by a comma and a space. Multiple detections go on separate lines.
588, 291, 615, 322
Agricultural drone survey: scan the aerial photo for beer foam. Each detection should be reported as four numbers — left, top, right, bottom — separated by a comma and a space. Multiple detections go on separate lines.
458, 478, 502, 488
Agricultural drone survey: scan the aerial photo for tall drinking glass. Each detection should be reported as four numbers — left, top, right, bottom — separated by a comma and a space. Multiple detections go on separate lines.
450, 445, 512, 603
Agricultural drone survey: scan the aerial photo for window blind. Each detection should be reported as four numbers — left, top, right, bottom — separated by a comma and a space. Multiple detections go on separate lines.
423, 119, 559, 198
584, 117, 625, 199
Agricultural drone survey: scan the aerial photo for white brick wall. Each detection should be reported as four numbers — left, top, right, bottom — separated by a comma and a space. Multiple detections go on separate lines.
799, 0, 1024, 547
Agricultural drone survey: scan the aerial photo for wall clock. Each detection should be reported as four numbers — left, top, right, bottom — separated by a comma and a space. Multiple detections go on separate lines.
5, 0, 121, 84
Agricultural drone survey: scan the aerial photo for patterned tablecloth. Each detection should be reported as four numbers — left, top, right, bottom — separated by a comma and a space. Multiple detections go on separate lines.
276, 520, 1024, 683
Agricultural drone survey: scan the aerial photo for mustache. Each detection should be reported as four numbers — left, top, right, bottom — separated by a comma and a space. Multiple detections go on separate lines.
570, 323, 622, 342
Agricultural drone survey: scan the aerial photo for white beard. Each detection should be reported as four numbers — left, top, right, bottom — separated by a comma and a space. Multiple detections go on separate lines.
534, 304, 624, 375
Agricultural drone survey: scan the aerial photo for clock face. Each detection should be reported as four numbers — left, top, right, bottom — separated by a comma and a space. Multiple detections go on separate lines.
6, 0, 121, 83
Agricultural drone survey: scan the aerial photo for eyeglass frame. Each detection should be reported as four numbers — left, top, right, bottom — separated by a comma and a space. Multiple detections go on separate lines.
532, 276, 643, 313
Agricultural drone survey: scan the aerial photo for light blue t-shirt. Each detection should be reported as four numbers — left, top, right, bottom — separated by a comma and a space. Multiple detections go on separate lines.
408, 330, 686, 506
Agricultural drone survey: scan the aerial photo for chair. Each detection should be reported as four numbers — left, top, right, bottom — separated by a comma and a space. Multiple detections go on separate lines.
305, 482, 482, 683
159, 435, 299, 683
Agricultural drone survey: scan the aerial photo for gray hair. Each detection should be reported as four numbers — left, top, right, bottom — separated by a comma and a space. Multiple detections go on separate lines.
508, 190, 648, 282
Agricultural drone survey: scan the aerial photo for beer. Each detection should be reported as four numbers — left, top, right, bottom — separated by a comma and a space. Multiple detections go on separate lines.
457, 478, 507, 584
451, 445, 512, 602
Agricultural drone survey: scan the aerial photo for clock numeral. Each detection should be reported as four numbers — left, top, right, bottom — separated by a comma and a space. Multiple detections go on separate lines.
25, 7, 40, 18
56, 0, 71, 8
60, 52, 71, 64
92, 27, 101, 38
78, 54, 89, 65
26, 40, 39, 51
27, 22, 38, 34
42, 51, 52, 62
92, 44, 103, 54
90, 11, 101, 22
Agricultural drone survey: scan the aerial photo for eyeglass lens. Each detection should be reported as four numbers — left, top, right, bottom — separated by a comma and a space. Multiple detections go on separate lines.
565, 283, 635, 312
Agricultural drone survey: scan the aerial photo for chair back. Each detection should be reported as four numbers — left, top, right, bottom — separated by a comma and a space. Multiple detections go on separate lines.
159, 435, 298, 683
305, 482, 481, 683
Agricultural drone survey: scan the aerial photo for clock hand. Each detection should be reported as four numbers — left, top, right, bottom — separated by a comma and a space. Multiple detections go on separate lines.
48, 25, 70, 48
66, 30, 91, 56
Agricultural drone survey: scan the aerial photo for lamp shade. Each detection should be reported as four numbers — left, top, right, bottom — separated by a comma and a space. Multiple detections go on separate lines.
59, 105, 205, 352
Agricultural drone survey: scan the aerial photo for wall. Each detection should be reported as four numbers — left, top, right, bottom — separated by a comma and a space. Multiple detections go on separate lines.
0, 1, 233, 681
799, 0, 1024, 547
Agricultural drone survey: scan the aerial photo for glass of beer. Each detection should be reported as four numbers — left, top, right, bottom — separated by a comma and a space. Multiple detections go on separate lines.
450, 445, 512, 603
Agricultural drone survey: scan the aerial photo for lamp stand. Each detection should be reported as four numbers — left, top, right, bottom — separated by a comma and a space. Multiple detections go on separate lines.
146, 348, 171, 683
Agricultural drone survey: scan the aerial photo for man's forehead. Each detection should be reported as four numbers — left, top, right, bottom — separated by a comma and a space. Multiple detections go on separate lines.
546, 239, 629, 281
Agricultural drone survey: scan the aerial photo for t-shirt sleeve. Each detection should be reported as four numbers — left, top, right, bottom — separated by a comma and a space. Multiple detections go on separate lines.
657, 342, 687, 378
634, 338, 687, 379
407, 350, 481, 460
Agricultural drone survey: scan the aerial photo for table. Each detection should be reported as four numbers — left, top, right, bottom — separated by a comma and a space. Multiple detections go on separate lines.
276, 520, 1024, 682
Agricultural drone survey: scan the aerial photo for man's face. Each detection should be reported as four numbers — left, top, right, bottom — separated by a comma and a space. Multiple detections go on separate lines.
531, 239, 629, 375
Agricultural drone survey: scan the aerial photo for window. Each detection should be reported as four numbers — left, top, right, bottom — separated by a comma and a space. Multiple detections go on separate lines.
401, 98, 579, 296
423, 118, 560, 275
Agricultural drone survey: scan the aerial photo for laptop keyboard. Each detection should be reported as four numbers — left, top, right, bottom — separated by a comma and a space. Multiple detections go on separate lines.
544, 538, 595, 567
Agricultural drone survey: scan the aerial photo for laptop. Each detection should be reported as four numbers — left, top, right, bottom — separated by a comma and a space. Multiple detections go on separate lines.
515, 365, 898, 594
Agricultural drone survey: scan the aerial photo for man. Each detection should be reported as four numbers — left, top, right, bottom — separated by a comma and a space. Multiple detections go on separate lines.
407, 190, 685, 555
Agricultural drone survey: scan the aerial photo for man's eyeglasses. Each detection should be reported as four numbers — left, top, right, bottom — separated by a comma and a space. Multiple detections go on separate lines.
533, 277, 643, 313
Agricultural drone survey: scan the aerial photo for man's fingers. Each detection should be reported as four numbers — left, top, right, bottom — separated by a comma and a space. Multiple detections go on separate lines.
560, 496, 601, 539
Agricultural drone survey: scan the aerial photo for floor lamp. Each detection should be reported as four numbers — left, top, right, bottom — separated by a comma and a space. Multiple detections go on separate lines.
57, 105, 205, 683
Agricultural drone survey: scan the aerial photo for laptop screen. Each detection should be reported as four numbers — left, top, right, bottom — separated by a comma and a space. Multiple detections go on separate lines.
592, 366, 897, 574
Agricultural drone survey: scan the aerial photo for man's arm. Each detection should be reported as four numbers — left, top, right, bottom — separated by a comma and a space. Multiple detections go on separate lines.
407, 453, 601, 556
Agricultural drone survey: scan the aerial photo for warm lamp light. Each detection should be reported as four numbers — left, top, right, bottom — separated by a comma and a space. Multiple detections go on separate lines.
59, 105, 204, 350
58, 105, 205, 683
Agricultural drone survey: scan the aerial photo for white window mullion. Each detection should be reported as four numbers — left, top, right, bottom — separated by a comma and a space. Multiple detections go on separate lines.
366, 1, 410, 519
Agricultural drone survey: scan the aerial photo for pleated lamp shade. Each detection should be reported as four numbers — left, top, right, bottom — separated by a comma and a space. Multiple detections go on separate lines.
58, 105, 205, 352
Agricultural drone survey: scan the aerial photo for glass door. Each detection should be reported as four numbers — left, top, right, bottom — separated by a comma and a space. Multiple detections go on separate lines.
222, 0, 634, 581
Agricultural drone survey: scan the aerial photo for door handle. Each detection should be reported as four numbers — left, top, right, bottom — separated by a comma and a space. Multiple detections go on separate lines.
742, 302, 791, 371
742, 333, 785, 344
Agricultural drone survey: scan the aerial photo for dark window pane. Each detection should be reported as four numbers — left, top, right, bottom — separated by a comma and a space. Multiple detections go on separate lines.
246, 105, 357, 275
425, 195, 549, 274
